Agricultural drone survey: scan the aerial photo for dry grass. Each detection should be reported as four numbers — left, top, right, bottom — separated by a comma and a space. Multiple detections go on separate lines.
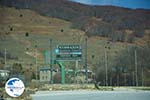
0, 6, 135, 71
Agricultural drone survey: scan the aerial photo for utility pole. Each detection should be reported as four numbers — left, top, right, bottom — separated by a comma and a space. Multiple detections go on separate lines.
110, 77, 112, 86
124, 68, 127, 86
4, 48, 7, 66
124, 73, 126, 86
50, 39, 53, 84
132, 72, 135, 86
35, 45, 38, 80
117, 75, 119, 86
104, 49, 108, 86
135, 49, 138, 86
139, 46, 144, 87
142, 67, 144, 86
85, 37, 88, 83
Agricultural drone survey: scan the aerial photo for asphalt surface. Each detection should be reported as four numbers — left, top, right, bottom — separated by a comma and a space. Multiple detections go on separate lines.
31, 90, 150, 100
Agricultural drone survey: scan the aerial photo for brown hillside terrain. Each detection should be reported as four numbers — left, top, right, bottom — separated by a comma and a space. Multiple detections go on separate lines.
0, 4, 149, 85
0, 7, 133, 69
0, 7, 85, 63
0, 0, 149, 40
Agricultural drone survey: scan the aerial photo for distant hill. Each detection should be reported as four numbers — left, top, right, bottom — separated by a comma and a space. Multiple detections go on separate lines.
0, 0, 149, 42
0, 7, 85, 64
0, 2, 150, 85
0, 6, 130, 68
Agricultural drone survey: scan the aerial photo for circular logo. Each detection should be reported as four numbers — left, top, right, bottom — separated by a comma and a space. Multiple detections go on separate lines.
5, 78, 25, 97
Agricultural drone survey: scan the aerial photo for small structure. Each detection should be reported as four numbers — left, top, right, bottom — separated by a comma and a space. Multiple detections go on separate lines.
0, 70, 10, 87
0, 70, 10, 80
40, 68, 57, 83
76, 69, 95, 83
39, 68, 51, 82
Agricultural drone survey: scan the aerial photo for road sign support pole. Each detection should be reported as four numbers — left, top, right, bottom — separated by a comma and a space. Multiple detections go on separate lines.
61, 64, 65, 84
75, 60, 78, 83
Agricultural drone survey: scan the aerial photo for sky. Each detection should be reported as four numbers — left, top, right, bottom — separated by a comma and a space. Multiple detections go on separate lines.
70, 0, 150, 9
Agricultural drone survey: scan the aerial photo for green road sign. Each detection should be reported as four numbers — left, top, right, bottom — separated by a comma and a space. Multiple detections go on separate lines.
55, 45, 82, 61
44, 50, 50, 64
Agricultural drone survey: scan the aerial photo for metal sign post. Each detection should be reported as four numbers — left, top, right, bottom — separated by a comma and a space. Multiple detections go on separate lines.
75, 60, 79, 83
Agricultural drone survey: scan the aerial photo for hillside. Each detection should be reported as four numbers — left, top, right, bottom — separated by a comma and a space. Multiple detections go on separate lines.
0, 7, 85, 64
0, 1, 150, 85
0, 0, 150, 42
0, 6, 130, 67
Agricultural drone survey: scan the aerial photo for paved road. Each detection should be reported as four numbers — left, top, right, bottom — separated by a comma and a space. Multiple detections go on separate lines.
31, 90, 150, 100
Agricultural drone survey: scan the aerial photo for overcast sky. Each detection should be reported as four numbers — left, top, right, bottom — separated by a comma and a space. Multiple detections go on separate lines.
70, 0, 150, 9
